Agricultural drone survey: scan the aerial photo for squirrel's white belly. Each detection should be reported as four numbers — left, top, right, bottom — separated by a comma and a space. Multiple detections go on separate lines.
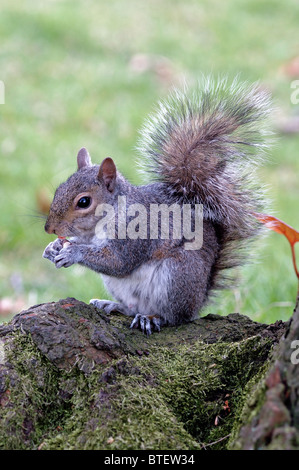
101, 260, 171, 316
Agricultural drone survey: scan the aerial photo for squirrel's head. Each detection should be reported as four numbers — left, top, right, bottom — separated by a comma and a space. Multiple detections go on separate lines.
44, 148, 118, 238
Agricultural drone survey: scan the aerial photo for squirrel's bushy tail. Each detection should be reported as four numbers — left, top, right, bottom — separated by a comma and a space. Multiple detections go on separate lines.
138, 77, 273, 288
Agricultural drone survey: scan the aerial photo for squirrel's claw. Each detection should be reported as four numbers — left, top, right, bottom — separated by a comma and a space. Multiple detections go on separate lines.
130, 314, 161, 335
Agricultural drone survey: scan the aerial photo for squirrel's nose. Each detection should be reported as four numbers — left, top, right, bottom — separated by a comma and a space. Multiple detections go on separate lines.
44, 220, 55, 234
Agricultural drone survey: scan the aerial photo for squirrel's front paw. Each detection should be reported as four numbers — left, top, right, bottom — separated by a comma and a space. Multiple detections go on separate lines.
54, 244, 82, 269
43, 238, 64, 263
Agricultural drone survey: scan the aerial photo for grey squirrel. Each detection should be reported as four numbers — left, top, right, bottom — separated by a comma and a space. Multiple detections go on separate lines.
43, 77, 272, 335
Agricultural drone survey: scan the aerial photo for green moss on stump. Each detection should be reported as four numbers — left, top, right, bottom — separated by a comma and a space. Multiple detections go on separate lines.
0, 298, 285, 450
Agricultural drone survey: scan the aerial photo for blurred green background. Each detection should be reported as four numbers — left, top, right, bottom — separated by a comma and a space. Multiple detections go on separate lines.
1, 0, 299, 324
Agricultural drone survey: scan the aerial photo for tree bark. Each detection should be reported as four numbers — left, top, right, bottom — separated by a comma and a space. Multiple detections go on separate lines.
229, 293, 299, 449
0, 297, 293, 450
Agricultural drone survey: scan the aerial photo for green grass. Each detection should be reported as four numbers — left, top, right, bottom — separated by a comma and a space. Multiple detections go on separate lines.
1, 0, 299, 324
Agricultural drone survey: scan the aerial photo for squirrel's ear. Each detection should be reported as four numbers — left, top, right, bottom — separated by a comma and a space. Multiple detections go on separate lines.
77, 148, 92, 170
98, 157, 117, 192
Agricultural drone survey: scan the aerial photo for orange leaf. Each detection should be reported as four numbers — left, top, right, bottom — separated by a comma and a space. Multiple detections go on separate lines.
254, 213, 299, 279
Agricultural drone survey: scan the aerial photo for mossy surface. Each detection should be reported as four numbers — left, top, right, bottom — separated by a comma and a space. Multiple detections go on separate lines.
0, 299, 278, 450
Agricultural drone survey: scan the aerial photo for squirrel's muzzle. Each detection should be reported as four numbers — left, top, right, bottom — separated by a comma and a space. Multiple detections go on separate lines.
44, 220, 55, 234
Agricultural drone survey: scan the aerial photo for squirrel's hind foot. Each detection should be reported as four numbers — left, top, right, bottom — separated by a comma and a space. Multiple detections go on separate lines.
90, 299, 130, 316
90, 300, 161, 334
130, 314, 161, 336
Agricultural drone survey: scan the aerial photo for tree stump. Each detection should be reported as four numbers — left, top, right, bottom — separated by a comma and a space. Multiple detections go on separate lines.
0, 297, 294, 450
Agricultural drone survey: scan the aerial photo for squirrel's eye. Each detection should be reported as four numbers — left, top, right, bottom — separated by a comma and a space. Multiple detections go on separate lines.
77, 196, 91, 209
